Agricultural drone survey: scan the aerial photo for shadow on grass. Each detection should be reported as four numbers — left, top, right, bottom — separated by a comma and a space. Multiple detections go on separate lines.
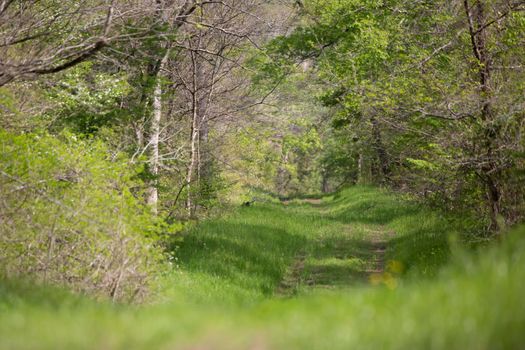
172, 186, 477, 295
302, 262, 369, 287
300, 235, 387, 289
172, 222, 307, 295
295, 186, 463, 278
325, 190, 420, 226
312, 236, 385, 260
386, 228, 451, 277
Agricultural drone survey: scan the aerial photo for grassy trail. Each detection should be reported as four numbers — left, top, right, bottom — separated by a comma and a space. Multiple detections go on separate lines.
277, 199, 393, 295
168, 186, 438, 305
2, 187, 525, 349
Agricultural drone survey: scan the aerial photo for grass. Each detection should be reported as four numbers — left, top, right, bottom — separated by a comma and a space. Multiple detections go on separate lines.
1, 186, 524, 349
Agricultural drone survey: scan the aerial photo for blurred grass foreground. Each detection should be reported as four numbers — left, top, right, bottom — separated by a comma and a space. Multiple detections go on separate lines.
1, 187, 525, 349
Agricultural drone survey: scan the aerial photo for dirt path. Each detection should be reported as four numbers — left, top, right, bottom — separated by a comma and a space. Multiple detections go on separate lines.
281, 198, 322, 206
275, 252, 307, 297
276, 200, 393, 294
367, 233, 388, 274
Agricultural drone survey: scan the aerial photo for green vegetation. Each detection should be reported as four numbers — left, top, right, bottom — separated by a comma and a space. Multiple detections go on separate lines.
2, 187, 524, 349
0, 131, 168, 302
1, 1, 525, 348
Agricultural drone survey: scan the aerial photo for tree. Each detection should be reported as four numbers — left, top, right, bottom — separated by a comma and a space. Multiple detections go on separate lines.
265, 0, 525, 232
0, 0, 122, 86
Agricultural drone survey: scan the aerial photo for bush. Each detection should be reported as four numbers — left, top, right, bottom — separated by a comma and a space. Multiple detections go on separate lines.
0, 131, 167, 302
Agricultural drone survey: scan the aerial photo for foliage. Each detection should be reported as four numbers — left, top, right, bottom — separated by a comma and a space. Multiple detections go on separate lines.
264, 0, 525, 231
0, 130, 169, 302
43, 62, 132, 135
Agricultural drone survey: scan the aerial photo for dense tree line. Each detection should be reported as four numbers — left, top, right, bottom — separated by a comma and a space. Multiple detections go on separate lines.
260, 0, 525, 232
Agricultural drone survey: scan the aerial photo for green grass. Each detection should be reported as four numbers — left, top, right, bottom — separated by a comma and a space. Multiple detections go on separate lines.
1, 186, 524, 349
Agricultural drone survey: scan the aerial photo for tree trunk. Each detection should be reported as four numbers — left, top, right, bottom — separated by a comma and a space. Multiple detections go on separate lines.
464, 0, 502, 232
276, 148, 290, 195
197, 115, 210, 183
196, 51, 221, 197
186, 48, 200, 218
357, 153, 366, 184
370, 115, 390, 182
146, 51, 169, 214
186, 115, 199, 218
187, 34, 219, 216
322, 170, 330, 193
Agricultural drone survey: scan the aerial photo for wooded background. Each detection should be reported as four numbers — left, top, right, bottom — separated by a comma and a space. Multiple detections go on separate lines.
1, 0, 524, 300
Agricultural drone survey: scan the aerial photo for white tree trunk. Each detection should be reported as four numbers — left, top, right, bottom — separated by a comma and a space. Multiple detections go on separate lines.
146, 51, 169, 214
358, 153, 365, 184
186, 115, 199, 217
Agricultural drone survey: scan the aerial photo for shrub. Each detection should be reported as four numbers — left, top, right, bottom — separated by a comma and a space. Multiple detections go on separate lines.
0, 131, 167, 302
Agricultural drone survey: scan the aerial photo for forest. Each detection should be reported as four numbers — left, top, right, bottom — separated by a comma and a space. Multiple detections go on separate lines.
1, 0, 525, 348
